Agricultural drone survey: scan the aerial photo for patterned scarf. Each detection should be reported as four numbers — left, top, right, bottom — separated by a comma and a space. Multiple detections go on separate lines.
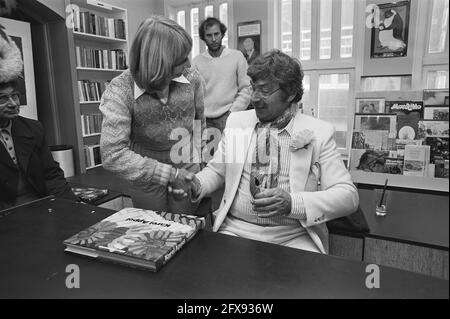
250, 105, 296, 197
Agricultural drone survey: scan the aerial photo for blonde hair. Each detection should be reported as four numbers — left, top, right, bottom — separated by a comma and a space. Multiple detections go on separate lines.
130, 16, 192, 92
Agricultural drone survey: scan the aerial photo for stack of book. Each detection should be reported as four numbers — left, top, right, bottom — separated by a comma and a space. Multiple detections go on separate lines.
64, 208, 205, 271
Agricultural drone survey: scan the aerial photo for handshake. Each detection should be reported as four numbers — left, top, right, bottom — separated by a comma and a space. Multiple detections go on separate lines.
168, 168, 201, 201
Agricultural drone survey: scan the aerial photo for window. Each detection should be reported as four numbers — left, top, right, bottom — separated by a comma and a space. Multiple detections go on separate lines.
426, 70, 449, 89
275, 0, 356, 153
299, 0, 311, 60
281, 0, 293, 56
168, 1, 232, 58
177, 10, 186, 29
318, 73, 350, 149
191, 8, 200, 58
340, 0, 354, 58
277, 0, 355, 61
319, 0, 332, 59
205, 5, 213, 18
219, 3, 229, 49
428, 0, 449, 54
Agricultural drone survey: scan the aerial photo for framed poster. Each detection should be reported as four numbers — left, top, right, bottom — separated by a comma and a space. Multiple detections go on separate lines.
237, 20, 261, 65
0, 17, 37, 120
370, 1, 410, 59
355, 98, 385, 113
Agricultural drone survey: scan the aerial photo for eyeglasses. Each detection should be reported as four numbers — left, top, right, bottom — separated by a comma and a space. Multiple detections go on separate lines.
250, 84, 281, 100
0, 92, 20, 106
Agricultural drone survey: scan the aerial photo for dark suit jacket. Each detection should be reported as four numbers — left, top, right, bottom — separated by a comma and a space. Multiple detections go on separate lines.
0, 116, 76, 210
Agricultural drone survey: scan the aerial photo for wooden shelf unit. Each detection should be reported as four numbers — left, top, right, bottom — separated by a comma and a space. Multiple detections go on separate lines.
65, 0, 128, 173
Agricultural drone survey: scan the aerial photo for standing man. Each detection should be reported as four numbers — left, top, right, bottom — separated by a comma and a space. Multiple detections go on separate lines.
193, 17, 251, 138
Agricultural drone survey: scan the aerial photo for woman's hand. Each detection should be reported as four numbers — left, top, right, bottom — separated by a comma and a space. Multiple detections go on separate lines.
168, 169, 200, 201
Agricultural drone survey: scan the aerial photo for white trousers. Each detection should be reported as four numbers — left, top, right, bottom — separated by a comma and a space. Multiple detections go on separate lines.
218, 215, 321, 253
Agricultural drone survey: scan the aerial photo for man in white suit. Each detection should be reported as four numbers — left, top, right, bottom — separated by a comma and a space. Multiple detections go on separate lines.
174, 50, 359, 253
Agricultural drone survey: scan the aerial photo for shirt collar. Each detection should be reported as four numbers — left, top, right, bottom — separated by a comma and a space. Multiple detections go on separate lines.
133, 75, 190, 100
280, 118, 294, 136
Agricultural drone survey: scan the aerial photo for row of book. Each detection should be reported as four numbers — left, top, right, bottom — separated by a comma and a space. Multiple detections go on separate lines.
77, 80, 109, 102
75, 46, 127, 70
84, 144, 101, 169
81, 114, 102, 136
71, 8, 126, 39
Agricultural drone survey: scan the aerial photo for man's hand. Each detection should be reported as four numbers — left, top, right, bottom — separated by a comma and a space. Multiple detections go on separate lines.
252, 188, 292, 218
168, 170, 200, 201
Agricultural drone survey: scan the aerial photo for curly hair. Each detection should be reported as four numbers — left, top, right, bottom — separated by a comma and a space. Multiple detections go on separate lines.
247, 50, 304, 103
199, 17, 227, 41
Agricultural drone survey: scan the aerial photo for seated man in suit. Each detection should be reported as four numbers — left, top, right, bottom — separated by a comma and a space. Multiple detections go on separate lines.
0, 25, 76, 210
172, 50, 359, 253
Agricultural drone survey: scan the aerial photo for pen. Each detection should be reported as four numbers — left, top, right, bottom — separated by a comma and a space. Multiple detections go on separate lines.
378, 178, 389, 207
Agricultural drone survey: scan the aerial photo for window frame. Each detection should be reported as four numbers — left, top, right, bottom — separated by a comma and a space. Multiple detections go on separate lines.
304, 68, 355, 155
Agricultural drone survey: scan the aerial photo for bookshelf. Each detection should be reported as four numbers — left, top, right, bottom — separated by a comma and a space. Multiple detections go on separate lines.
65, 0, 128, 173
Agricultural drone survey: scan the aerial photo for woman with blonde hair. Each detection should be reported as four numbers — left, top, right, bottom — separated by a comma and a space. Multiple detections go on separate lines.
100, 16, 206, 213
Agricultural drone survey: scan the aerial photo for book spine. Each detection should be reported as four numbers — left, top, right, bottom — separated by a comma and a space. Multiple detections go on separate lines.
154, 230, 200, 271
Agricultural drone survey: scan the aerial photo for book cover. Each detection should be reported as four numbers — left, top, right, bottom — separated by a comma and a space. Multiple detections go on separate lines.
418, 121, 449, 138
349, 148, 390, 173
64, 208, 205, 271
403, 145, 430, 177
351, 130, 390, 150
434, 159, 449, 178
423, 137, 449, 164
385, 101, 424, 140
71, 187, 109, 204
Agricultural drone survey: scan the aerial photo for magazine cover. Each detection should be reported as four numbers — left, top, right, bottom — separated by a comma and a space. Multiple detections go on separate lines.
349, 148, 390, 173
423, 137, 449, 163
64, 208, 205, 271
418, 121, 449, 138
351, 130, 390, 150
385, 101, 424, 140
403, 145, 430, 177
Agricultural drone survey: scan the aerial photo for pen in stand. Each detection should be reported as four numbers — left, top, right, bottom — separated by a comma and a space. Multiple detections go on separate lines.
378, 178, 389, 207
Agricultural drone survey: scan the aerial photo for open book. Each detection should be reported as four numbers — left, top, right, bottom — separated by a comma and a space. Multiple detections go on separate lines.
63, 208, 205, 271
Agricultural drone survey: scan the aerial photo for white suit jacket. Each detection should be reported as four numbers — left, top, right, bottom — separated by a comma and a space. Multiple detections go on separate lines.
196, 110, 359, 253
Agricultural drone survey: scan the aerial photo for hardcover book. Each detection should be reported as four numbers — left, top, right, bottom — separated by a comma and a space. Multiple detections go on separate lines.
63, 208, 205, 271
403, 145, 430, 177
